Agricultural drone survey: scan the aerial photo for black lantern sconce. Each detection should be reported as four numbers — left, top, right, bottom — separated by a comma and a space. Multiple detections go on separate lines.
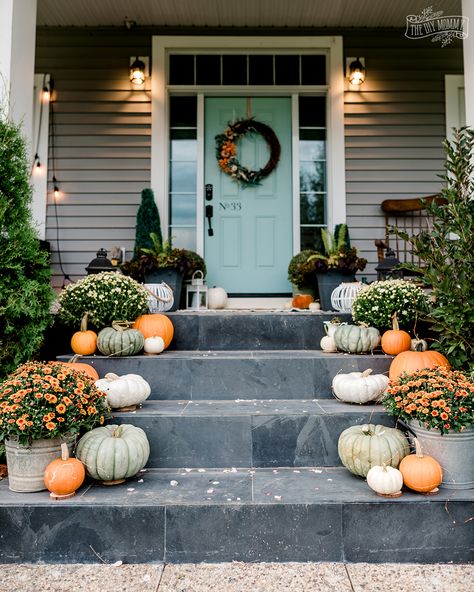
346, 57, 366, 86
375, 248, 403, 281
129, 56, 148, 86
86, 248, 116, 274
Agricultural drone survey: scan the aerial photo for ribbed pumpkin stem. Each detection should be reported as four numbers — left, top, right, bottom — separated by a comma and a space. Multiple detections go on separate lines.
80, 313, 89, 333
112, 426, 124, 438
61, 442, 70, 461
361, 368, 373, 378
111, 320, 133, 332
391, 312, 400, 331
414, 437, 424, 458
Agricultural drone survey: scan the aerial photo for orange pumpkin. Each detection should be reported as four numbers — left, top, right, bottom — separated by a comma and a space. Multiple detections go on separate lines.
389, 347, 450, 380
291, 294, 314, 309
399, 438, 443, 493
44, 443, 86, 498
133, 314, 174, 348
381, 313, 411, 355
60, 361, 99, 381
71, 313, 97, 356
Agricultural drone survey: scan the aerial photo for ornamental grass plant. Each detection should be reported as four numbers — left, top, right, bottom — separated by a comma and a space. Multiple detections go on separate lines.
0, 362, 110, 446
58, 272, 149, 331
382, 366, 474, 435
352, 279, 429, 330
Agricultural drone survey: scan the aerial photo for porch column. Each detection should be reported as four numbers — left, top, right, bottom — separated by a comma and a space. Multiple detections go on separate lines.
462, 0, 474, 127
0, 0, 45, 238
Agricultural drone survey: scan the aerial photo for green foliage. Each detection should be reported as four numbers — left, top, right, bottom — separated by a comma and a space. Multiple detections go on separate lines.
58, 272, 149, 330
0, 115, 54, 379
133, 188, 163, 258
287, 250, 319, 288
397, 128, 474, 372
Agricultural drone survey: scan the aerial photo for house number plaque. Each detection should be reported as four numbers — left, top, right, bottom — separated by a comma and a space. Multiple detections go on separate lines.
219, 201, 242, 211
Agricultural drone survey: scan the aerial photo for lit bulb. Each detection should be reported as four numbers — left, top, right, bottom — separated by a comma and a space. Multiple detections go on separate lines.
42, 86, 50, 102
54, 186, 60, 199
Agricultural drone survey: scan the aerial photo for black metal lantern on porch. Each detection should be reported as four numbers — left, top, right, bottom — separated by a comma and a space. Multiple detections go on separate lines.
375, 248, 403, 280
85, 248, 116, 274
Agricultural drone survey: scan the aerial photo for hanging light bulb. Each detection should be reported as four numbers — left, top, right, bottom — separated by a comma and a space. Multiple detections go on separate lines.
129, 57, 146, 86
53, 176, 60, 199
34, 153, 41, 169
42, 86, 50, 102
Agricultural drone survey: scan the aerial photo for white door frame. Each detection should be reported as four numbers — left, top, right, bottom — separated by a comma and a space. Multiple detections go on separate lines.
151, 35, 346, 255
445, 74, 466, 141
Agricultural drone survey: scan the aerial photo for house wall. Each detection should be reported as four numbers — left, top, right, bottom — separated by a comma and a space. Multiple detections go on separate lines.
35, 28, 463, 287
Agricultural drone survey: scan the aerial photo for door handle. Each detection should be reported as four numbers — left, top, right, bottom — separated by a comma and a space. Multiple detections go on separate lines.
206, 205, 214, 236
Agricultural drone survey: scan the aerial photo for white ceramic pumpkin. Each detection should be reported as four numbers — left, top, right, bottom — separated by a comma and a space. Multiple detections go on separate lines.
320, 335, 337, 353
332, 368, 389, 404
144, 336, 165, 354
208, 287, 228, 309
95, 372, 151, 410
366, 465, 404, 496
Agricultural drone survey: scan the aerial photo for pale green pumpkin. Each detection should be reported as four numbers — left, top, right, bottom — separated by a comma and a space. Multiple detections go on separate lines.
334, 324, 381, 353
338, 423, 409, 477
97, 321, 144, 356
76, 424, 150, 481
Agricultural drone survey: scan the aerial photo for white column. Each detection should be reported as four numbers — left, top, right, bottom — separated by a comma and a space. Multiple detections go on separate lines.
0, 0, 45, 238
462, 0, 474, 127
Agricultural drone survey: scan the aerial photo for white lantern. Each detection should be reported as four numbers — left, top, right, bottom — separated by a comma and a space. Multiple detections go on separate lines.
330, 282, 363, 313
145, 282, 174, 312
186, 270, 208, 310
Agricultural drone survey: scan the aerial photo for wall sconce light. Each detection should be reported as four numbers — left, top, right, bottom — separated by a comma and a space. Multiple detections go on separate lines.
346, 57, 366, 86
130, 56, 148, 86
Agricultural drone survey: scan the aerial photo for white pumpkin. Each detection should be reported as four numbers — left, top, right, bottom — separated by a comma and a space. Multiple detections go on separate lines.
366, 465, 404, 496
320, 335, 337, 352
95, 372, 151, 409
144, 336, 165, 354
208, 287, 228, 310
332, 368, 389, 404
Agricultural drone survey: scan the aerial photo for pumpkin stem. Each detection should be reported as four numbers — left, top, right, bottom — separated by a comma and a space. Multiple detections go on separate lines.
414, 437, 424, 458
61, 442, 70, 461
104, 372, 120, 381
391, 312, 400, 331
80, 313, 89, 333
69, 354, 81, 363
361, 368, 373, 378
111, 321, 133, 332
112, 426, 124, 438
415, 342, 426, 352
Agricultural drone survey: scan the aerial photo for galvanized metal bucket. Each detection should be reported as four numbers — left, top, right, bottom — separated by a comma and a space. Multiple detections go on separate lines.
5, 436, 75, 493
407, 420, 474, 490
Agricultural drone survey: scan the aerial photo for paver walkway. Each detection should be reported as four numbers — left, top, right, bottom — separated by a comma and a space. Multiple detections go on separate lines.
0, 562, 472, 592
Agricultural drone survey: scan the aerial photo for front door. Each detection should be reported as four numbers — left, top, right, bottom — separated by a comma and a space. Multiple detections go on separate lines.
204, 97, 292, 294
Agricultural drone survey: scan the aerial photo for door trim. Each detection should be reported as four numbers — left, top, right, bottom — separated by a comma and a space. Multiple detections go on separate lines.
151, 35, 346, 254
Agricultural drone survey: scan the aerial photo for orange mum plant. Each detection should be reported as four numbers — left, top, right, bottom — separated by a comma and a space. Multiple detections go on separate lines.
382, 366, 474, 435
0, 362, 110, 445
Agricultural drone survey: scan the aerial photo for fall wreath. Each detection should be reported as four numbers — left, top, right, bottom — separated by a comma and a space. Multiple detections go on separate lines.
215, 118, 281, 187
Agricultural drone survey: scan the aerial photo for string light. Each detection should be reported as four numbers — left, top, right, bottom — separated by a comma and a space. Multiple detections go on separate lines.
34, 153, 41, 169
53, 176, 60, 199
42, 86, 50, 103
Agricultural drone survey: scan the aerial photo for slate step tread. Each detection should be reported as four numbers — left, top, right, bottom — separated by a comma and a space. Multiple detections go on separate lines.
1, 466, 472, 506
113, 399, 387, 417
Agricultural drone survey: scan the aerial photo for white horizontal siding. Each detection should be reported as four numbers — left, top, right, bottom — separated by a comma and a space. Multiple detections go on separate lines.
38, 28, 463, 286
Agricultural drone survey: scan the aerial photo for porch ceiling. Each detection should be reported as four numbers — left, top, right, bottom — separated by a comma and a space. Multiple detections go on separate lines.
36, 0, 462, 28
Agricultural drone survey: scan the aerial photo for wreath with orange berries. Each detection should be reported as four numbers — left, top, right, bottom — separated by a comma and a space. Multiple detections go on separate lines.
215, 118, 281, 187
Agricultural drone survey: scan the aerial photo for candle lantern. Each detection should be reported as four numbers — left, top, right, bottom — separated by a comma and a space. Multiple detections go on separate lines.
186, 270, 208, 310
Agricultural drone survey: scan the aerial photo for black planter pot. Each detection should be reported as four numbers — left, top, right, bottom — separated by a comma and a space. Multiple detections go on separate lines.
315, 271, 356, 311
144, 268, 184, 311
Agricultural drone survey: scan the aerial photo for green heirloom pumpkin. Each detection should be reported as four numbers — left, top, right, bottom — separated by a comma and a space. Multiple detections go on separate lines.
76, 424, 150, 483
334, 324, 381, 353
338, 423, 409, 477
97, 321, 144, 356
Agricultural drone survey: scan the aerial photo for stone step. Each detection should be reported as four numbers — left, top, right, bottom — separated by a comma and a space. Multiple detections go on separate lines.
59, 351, 392, 400
0, 467, 471, 564
111, 399, 394, 468
166, 311, 350, 350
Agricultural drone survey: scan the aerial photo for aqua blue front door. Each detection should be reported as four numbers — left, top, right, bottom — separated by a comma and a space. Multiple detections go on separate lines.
204, 97, 292, 294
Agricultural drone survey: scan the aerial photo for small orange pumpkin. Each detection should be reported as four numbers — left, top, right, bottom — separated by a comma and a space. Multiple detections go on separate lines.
389, 345, 450, 380
44, 443, 86, 498
71, 313, 97, 356
292, 294, 314, 309
381, 313, 411, 355
133, 314, 174, 348
399, 438, 443, 493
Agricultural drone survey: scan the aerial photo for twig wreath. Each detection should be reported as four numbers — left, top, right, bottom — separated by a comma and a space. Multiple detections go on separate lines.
215, 118, 281, 187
